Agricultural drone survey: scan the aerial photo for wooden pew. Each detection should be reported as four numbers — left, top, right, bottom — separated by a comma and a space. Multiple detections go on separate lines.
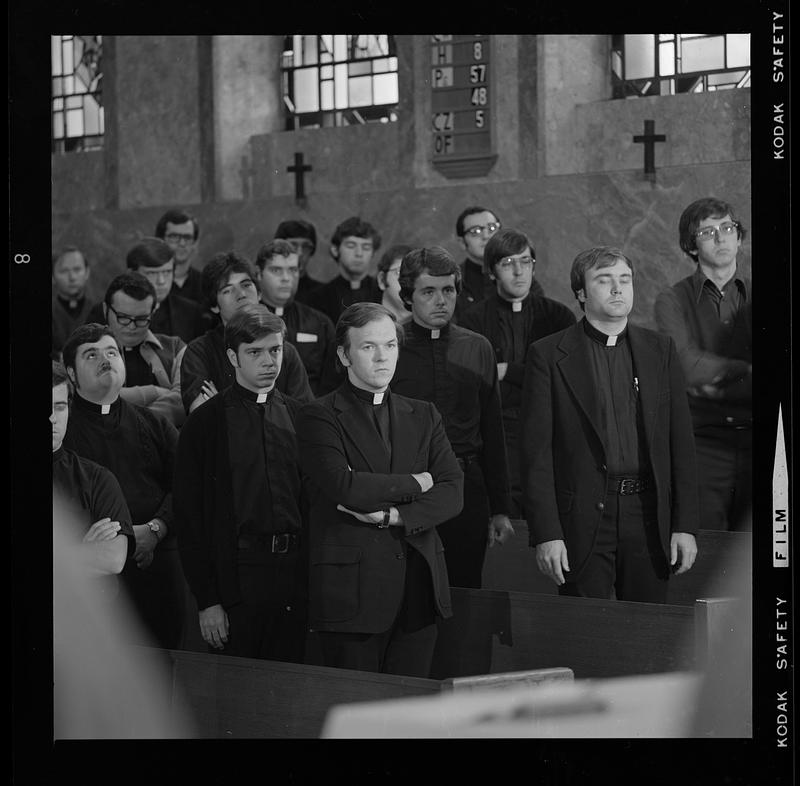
153, 648, 573, 738
481, 523, 752, 604
429, 587, 743, 681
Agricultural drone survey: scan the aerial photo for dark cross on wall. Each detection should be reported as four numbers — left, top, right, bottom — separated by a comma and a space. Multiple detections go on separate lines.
633, 119, 666, 182
287, 152, 312, 206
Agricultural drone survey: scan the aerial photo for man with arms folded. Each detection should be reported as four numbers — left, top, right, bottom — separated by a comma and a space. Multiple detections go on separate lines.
296, 303, 463, 677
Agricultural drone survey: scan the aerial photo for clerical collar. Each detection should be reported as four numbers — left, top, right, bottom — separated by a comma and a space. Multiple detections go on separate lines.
582, 317, 627, 347
340, 275, 363, 291
73, 393, 119, 415
497, 292, 530, 313
409, 319, 449, 341
347, 380, 389, 406
57, 293, 84, 310
263, 301, 291, 317
233, 380, 275, 404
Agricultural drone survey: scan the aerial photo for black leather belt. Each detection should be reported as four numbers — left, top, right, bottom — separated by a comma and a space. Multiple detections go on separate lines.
237, 532, 298, 553
607, 476, 652, 496
456, 453, 480, 470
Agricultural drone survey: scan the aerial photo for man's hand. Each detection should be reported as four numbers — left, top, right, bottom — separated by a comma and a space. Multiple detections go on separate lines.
200, 379, 219, 402
199, 604, 229, 649
497, 362, 509, 381
535, 539, 570, 586
487, 514, 514, 547
670, 532, 698, 575
336, 504, 400, 526
82, 517, 122, 543
412, 471, 433, 493
133, 522, 160, 569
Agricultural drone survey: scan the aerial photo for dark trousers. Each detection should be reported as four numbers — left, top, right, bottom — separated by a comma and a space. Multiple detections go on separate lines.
216, 550, 307, 663
436, 460, 491, 589
119, 546, 186, 649
318, 619, 438, 678
503, 413, 523, 519
559, 488, 669, 603
694, 425, 752, 532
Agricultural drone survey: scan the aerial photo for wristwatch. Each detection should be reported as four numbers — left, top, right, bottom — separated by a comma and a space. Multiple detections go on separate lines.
377, 510, 391, 529
146, 520, 161, 540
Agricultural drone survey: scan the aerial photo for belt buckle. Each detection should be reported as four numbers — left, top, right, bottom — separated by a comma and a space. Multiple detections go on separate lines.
272, 533, 290, 554
619, 478, 635, 496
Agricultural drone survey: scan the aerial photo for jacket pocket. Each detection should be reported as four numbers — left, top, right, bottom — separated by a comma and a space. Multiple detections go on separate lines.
311, 544, 361, 622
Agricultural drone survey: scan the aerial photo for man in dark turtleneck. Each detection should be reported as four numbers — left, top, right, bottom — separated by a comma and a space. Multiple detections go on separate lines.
460, 228, 576, 516
392, 247, 515, 590
296, 302, 463, 677
520, 246, 699, 603
61, 323, 186, 647
174, 304, 308, 662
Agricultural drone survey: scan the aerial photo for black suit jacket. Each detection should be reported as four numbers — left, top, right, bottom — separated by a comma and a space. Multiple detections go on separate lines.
520, 321, 699, 578
296, 384, 464, 634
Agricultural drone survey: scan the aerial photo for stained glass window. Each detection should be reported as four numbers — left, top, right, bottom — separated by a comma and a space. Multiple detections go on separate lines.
52, 35, 104, 153
281, 35, 399, 129
611, 34, 750, 98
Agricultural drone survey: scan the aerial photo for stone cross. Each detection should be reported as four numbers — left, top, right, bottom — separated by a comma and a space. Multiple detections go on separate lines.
633, 119, 666, 181
287, 152, 312, 205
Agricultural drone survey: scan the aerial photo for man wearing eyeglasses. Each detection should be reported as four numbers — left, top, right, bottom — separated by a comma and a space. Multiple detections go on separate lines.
254, 239, 339, 396
654, 198, 752, 532
155, 208, 205, 307
453, 206, 543, 323
307, 216, 383, 325
460, 228, 576, 517
101, 271, 186, 428
123, 237, 214, 345
274, 218, 324, 305
392, 247, 515, 590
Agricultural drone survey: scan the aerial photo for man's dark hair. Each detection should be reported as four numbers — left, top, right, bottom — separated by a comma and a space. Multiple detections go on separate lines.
201, 251, 256, 310
678, 197, 747, 261
334, 302, 403, 372
398, 246, 462, 309
570, 246, 634, 312
483, 229, 536, 277
275, 219, 317, 253
104, 271, 157, 308
154, 208, 200, 241
455, 205, 499, 238
225, 303, 286, 354
330, 216, 381, 252
377, 244, 414, 276
254, 239, 297, 271
61, 324, 119, 372
52, 245, 88, 271
126, 237, 174, 271
52, 359, 74, 403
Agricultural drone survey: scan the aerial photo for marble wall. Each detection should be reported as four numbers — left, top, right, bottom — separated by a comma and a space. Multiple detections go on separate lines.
51, 34, 751, 330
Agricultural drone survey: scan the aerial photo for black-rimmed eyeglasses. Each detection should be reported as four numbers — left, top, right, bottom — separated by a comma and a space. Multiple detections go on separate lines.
108, 303, 153, 328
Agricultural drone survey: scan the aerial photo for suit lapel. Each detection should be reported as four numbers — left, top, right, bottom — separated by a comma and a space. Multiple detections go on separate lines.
388, 394, 421, 474
556, 323, 605, 450
334, 388, 390, 473
627, 326, 662, 452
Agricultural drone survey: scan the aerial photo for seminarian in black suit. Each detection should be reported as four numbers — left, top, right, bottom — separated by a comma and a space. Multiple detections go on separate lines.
296, 303, 463, 677
520, 247, 699, 603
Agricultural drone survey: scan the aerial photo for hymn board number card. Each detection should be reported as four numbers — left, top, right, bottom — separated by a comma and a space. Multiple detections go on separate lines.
431, 35, 498, 178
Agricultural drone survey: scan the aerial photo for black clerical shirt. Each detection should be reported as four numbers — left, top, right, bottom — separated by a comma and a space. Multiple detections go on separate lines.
582, 319, 649, 477
392, 319, 511, 515
226, 381, 303, 537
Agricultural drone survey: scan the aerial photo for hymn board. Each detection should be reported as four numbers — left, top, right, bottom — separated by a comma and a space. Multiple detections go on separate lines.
430, 35, 498, 178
